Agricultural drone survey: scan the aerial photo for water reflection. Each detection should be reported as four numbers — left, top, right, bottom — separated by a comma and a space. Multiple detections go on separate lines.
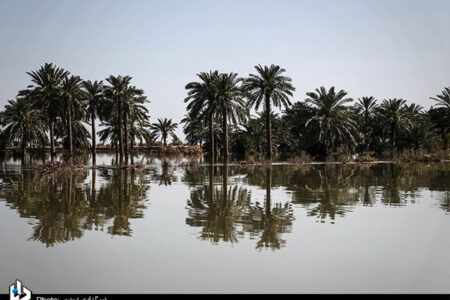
0, 168, 150, 246
0, 159, 448, 249
186, 165, 294, 249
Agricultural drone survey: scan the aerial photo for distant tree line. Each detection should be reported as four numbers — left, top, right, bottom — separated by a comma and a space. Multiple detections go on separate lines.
182, 65, 449, 162
1, 62, 449, 165
0, 63, 179, 165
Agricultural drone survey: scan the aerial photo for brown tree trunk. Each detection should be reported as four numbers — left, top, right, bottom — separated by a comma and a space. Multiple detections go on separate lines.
91, 107, 96, 166
265, 96, 272, 161
209, 113, 215, 164
130, 133, 135, 165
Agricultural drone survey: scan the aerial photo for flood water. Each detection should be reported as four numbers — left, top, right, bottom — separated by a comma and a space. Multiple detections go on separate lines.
0, 154, 449, 293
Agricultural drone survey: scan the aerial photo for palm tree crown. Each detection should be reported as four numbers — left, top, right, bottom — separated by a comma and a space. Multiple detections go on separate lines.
305, 86, 360, 156
242, 64, 295, 160
151, 118, 178, 146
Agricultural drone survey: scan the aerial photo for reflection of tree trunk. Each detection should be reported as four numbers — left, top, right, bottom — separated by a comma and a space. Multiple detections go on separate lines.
223, 163, 228, 209
91, 168, 96, 206
265, 166, 272, 217
209, 164, 215, 205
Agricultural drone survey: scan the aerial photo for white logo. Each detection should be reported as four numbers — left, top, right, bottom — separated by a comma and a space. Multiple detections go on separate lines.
9, 279, 32, 300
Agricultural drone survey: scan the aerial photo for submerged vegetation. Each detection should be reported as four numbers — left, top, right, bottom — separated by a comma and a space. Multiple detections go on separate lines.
0, 62, 449, 166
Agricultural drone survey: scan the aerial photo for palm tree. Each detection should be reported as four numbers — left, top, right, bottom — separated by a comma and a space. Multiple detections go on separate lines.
429, 87, 450, 148
376, 99, 411, 155
181, 112, 207, 146
242, 64, 295, 160
151, 118, 178, 146
0, 97, 47, 164
430, 87, 450, 110
305, 86, 360, 157
215, 72, 247, 161
61, 75, 85, 161
26, 63, 69, 161
81, 80, 105, 165
185, 71, 220, 163
354, 96, 377, 151
122, 85, 148, 163
104, 75, 133, 164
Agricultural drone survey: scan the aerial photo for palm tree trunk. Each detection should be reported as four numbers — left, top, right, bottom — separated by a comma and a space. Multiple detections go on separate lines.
117, 99, 124, 165
68, 108, 73, 163
222, 109, 229, 163
265, 96, 272, 161
130, 133, 135, 165
124, 112, 129, 165
209, 113, 215, 164
50, 121, 56, 162
91, 107, 96, 166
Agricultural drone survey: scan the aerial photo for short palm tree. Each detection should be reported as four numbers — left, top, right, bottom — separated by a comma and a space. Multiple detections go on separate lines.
242, 64, 295, 160
376, 98, 411, 155
185, 71, 220, 162
181, 112, 207, 146
0, 97, 47, 164
61, 75, 85, 161
81, 80, 105, 165
305, 86, 360, 156
26, 63, 69, 161
151, 118, 178, 146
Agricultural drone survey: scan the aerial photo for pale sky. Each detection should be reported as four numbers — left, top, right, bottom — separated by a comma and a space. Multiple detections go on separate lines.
0, 0, 449, 139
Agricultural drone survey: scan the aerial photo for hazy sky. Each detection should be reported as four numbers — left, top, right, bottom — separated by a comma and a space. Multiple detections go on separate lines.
0, 0, 449, 138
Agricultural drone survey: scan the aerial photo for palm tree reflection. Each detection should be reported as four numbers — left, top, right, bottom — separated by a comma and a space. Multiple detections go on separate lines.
186, 165, 294, 249
0, 168, 150, 246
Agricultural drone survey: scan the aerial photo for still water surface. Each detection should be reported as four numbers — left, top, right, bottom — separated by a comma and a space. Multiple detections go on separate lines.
0, 154, 449, 293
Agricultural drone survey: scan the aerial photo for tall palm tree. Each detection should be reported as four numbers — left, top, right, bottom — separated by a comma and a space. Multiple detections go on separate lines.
26, 63, 69, 161
215, 72, 247, 161
242, 64, 295, 160
354, 96, 377, 151
305, 86, 360, 156
376, 98, 411, 155
61, 75, 85, 161
0, 97, 47, 164
122, 85, 148, 163
104, 75, 133, 164
81, 80, 105, 165
185, 71, 220, 163
151, 118, 178, 146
